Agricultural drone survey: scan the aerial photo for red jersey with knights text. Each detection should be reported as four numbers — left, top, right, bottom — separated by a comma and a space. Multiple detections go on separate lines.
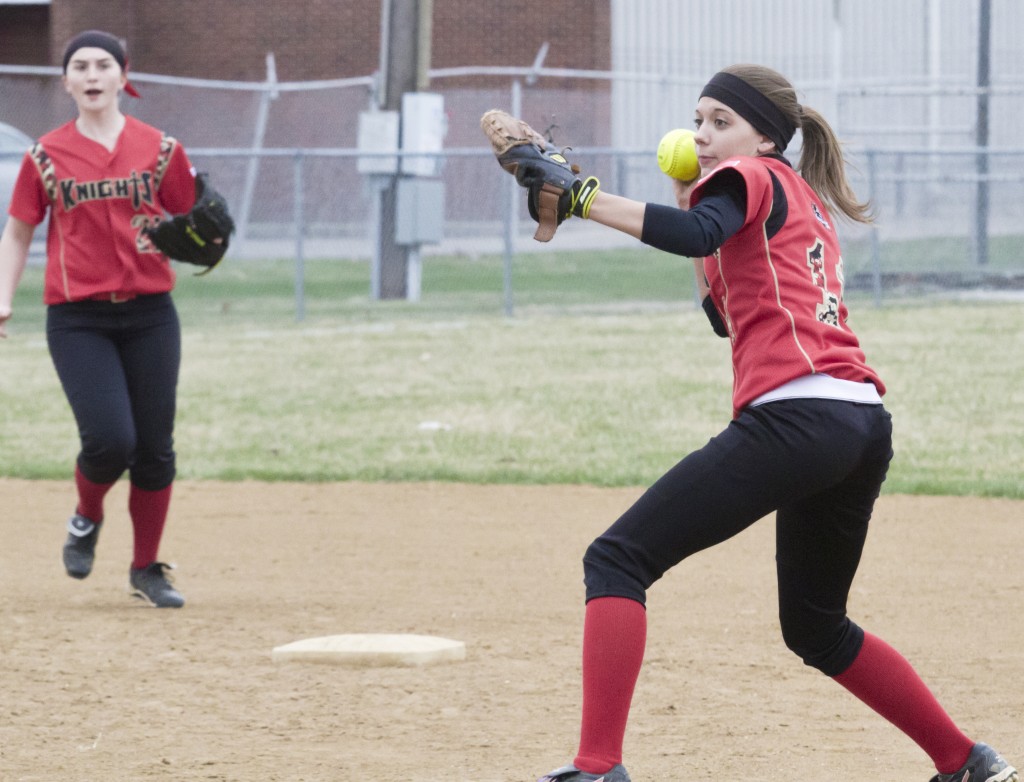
690, 156, 884, 417
8, 115, 196, 304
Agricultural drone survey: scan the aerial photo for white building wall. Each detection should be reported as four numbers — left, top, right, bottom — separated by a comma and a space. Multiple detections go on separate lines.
610, 0, 1021, 152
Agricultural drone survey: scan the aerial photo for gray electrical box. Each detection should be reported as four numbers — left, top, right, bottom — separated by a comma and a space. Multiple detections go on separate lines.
395, 178, 444, 245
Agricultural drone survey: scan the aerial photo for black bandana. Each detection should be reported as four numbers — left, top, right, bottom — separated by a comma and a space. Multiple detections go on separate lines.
62, 30, 140, 97
700, 71, 795, 153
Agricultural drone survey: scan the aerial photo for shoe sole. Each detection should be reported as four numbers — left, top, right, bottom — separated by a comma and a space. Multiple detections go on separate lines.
130, 588, 185, 609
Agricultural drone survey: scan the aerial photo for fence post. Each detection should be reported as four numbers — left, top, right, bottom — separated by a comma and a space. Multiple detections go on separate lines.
866, 148, 883, 307
293, 151, 306, 322
974, 0, 992, 268
502, 79, 522, 317
237, 53, 278, 251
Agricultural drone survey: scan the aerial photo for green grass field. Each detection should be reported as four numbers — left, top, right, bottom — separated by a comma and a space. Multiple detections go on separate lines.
1, 252, 1021, 497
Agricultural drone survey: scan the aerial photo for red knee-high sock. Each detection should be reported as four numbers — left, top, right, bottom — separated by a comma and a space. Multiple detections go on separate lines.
128, 483, 172, 570
75, 464, 114, 523
573, 596, 647, 773
833, 631, 974, 774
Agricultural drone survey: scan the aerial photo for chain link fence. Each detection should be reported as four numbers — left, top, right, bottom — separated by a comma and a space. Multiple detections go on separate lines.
2, 59, 1022, 313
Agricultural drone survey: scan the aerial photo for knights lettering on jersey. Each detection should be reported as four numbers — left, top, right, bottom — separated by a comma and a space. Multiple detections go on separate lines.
59, 170, 155, 211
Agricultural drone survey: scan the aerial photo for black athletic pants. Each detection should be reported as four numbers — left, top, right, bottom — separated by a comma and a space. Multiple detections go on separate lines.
582, 397, 894, 676
46, 293, 180, 491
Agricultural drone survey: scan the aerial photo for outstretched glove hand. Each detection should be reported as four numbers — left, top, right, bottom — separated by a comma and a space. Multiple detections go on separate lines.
481, 109, 600, 241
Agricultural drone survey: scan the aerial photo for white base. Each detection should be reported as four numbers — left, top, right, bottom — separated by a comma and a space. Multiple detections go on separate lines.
271, 633, 466, 667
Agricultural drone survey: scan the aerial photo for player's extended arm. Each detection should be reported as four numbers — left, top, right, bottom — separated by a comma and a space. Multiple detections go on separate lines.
584, 191, 646, 239
0, 216, 35, 338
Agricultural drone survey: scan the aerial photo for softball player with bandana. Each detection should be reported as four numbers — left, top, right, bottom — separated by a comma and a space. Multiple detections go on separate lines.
0, 30, 231, 608
494, 65, 1017, 782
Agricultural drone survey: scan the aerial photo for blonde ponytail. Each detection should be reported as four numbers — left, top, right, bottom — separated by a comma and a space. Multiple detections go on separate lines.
797, 105, 873, 224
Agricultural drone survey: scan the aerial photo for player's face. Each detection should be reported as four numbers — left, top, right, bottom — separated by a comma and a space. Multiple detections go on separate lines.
692, 97, 774, 175
63, 47, 128, 113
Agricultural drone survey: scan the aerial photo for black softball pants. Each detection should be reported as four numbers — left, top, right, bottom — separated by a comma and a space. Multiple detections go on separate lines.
582, 398, 894, 676
46, 293, 180, 491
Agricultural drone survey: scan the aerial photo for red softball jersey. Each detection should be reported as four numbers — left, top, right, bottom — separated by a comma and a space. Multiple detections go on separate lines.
8, 115, 196, 304
690, 155, 885, 417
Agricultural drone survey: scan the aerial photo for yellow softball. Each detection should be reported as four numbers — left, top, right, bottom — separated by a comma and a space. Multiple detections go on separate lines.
656, 128, 700, 181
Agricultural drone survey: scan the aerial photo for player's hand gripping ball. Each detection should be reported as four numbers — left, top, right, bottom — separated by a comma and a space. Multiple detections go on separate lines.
657, 128, 700, 182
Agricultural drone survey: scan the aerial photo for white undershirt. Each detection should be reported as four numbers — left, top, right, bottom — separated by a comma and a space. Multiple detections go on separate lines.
749, 373, 883, 407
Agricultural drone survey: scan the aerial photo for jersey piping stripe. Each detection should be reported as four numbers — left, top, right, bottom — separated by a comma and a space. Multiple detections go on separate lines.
713, 249, 732, 339
56, 208, 70, 300
761, 217, 816, 374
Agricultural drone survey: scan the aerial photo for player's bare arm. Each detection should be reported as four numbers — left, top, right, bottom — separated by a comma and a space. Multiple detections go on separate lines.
0, 216, 35, 338
584, 191, 646, 239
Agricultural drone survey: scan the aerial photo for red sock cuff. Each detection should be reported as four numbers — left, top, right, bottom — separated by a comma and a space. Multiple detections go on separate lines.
74, 464, 115, 523
129, 483, 173, 569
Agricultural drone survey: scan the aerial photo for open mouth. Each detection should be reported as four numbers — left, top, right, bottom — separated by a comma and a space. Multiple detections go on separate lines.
85, 89, 102, 96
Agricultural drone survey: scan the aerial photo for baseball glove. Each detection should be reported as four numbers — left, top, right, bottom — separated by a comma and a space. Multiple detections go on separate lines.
480, 109, 600, 241
145, 172, 235, 273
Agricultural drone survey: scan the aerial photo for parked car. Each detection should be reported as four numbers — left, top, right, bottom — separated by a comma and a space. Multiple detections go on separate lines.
0, 121, 35, 224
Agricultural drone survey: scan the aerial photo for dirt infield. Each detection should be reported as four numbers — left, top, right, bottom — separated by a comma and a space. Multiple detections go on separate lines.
1, 479, 1021, 781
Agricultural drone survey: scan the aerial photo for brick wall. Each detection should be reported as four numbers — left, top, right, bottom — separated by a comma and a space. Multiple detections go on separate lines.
0, 6, 52, 65
47, 0, 134, 66
16, 0, 608, 82
431, 0, 611, 84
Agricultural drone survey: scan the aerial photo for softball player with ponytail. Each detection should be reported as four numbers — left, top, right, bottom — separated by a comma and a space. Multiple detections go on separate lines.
0, 30, 230, 608
517, 65, 1017, 782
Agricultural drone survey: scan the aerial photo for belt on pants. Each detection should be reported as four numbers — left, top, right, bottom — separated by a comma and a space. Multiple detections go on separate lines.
84, 291, 138, 303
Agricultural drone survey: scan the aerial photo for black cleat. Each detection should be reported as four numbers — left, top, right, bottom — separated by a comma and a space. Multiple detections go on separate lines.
63, 513, 100, 579
129, 562, 185, 608
930, 744, 1018, 782
538, 765, 631, 782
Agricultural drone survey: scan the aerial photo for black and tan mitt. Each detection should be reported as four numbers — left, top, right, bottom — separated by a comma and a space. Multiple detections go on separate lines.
480, 109, 599, 241
146, 172, 235, 273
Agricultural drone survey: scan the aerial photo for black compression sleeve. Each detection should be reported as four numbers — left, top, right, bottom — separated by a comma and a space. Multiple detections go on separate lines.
640, 172, 747, 257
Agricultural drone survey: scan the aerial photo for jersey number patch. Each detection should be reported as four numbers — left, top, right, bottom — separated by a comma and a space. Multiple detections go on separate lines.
806, 239, 842, 327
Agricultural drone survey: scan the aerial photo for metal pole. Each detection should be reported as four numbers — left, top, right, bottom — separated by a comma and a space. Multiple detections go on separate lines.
369, 176, 384, 299
406, 245, 422, 303
237, 52, 277, 251
831, 0, 843, 129
867, 149, 883, 307
974, 0, 991, 267
502, 79, 522, 317
926, 0, 942, 189
293, 152, 306, 322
